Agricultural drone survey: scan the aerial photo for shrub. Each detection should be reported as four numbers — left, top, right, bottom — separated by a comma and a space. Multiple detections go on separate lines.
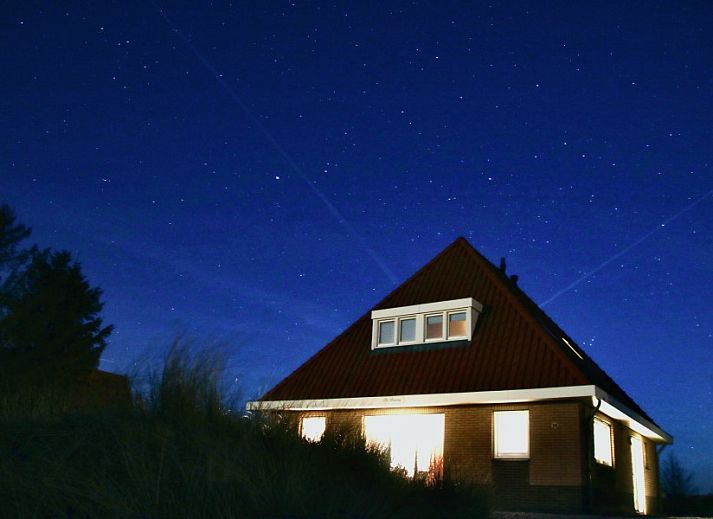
0, 340, 488, 518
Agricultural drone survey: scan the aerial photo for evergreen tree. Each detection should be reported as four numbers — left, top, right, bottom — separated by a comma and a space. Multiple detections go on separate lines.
0, 205, 112, 388
0, 203, 31, 276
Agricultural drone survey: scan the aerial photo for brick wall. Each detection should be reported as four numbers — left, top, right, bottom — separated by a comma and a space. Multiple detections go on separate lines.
297, 401, 585, 512
590, 412, 662, 515
294, 402, 661, 514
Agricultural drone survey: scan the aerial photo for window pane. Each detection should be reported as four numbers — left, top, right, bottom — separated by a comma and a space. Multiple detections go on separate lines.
494, 410, 529, 458
364, 414, 444, 477
448, 312, 467, 337
593, 419, 613, 466
301, 416, 326, 442
426, 315, 443, 340
400, 318, 416, 342
378, 321, 395, 344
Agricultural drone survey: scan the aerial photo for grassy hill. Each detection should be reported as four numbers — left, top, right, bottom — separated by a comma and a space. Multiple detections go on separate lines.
0, 348, 488, 519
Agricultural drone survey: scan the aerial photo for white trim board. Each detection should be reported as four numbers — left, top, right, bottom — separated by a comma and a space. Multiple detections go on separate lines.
246, 384, 672, 444
371, 297, 483, 319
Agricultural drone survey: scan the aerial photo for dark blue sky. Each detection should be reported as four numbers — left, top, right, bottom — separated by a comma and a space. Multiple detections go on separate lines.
2, 1, 712, 489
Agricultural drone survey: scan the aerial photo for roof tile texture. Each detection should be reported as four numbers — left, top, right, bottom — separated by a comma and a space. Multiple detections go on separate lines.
262, 238, 653, 424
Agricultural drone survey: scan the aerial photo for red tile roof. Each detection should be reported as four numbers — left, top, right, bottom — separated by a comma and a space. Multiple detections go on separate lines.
261, 238, 655, 424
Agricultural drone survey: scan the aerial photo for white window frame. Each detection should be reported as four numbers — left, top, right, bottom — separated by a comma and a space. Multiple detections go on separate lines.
398, 316, 418, 345
447, 310, 468, 339
376, 319, 396, 347
424, 313, 445, 342
593, 417, 614, 466
371, 298, 483, 350
493, 410, 530, 459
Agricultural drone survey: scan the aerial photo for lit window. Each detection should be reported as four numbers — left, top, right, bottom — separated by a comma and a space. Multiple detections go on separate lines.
400, 318, 416, 342
378, 320, 395, 345
425, 314, 443, 340
301, 416, 326, 442
364, 413, 445, 477
593, 418, 613, 466
370, 298, 483, 349
448, 312, 467, 338
494, 410, 529, 459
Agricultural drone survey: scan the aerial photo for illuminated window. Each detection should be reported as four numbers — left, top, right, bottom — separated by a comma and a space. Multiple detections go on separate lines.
371, 298, 483, 349
400, 318, 416, 342
301, 416, 326, 442
378, 320, 395, 345
494, 410, 529, 459
448, 312, 467, 338
425, 314, 443, 340
364, 413, 445, 477
593, 418, 613, 466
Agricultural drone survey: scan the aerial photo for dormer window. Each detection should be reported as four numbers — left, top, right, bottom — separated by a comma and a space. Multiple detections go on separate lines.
425, 314, 443, 340
399, 318, 417, 342
448, 312, 467, 338
378, 320, 395, 345
371, 298, 483, 349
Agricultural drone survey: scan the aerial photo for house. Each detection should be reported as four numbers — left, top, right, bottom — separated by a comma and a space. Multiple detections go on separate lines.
247, 237, 672, 515
76, 369, 132, 408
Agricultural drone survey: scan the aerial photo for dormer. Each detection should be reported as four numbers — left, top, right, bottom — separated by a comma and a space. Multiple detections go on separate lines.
370, 297, 484, 350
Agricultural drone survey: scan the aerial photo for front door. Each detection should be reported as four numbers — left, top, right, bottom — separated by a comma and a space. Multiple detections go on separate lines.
631, 436, 646, 514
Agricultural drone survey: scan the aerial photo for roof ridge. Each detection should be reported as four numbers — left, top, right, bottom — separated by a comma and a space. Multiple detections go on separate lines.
371, 237, 468, 309
262, 239, 467, 400
263, 238, 473, 400
456, 239, 654, 423
260, 237, 657, 428
452, 240, 587, 385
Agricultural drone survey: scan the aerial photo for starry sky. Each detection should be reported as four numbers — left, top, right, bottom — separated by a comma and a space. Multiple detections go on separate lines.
2, 1, 712, 490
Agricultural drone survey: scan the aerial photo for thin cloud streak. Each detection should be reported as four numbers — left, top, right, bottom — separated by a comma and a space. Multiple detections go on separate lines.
540, 188, 713, 307
150, 2, 398, 285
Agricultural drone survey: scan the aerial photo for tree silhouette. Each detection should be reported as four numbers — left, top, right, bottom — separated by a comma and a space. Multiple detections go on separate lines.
0, 204, 31, 274
662, 451, 696, 497
0, 205, 112, 389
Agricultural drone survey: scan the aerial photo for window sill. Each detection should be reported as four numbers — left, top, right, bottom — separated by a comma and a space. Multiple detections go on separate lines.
595, 460, 614, 468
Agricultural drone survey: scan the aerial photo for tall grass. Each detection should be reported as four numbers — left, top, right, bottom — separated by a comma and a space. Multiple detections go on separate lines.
0, 341, 488, 518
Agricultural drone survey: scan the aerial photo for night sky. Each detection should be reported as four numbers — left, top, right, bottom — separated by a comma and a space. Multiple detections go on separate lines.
2, 1, 712, 490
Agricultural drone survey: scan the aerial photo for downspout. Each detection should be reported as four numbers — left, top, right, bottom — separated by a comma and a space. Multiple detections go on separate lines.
584, 396, 602, 513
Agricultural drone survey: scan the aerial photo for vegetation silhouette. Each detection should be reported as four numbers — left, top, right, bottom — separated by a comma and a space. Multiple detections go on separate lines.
0, 204, 31, 270
0, 340, 489, 518
0, 206, 487, 516
0, 204, 112, 394
661, 451, 713, 516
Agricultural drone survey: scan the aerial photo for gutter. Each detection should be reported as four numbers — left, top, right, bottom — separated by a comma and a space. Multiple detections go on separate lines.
247, 384, 672, 444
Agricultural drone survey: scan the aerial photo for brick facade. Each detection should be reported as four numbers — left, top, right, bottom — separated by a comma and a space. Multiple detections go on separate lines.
296, 400, 661, 514
590, 412, 661, 515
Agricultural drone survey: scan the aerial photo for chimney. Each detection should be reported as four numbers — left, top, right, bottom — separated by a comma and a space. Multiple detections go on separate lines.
499, 257, 507, 273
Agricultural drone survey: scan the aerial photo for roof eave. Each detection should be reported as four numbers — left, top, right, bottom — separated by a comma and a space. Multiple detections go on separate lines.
593, 386, 673, 444
247, 384, 672, 444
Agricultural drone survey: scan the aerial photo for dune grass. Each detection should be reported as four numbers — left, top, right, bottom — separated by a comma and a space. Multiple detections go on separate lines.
0, 344, 488, 519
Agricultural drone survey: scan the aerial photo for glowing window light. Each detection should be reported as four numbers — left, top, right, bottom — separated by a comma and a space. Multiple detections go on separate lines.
425, 314, 443, 340
448, 312, 467, 338
593, 418, 613, 466
301, 416, 326, 442
631, 435, 647, 514
494, 410, 529, 458
363, 414, 445, 477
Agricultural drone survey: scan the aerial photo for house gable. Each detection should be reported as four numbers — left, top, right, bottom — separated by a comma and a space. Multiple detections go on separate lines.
260, 238, 646, 411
